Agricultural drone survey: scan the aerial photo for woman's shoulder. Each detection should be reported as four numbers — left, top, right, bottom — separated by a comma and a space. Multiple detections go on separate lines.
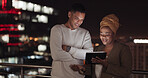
115, 41, 130, 50
116, 41, 129, 46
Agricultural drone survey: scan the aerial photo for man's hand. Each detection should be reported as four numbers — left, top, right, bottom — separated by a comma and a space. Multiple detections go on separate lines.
62, 45, 71, 52
69, 64, 79, 71
62, 45, 67, 51
70, 64, 85, 75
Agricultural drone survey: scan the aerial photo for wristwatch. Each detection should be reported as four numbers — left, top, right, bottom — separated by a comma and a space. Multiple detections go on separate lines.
66, 46, 71, 52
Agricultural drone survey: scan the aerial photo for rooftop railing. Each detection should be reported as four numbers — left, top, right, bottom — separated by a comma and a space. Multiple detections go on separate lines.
0, 63, 148, 78
0, 63, 52, 78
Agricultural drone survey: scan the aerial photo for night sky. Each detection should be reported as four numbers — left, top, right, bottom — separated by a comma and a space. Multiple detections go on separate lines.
50, 0, 148, 38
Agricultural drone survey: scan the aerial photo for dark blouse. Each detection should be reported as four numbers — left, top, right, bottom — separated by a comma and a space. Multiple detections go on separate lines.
85, 41, 132, 78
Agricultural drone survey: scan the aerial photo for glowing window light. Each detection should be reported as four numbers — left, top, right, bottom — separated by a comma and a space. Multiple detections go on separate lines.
133, 39, 148, 43
42, 6, 54, 14
2, 34, 9, 43
18, 1, 27, 10
12, 0, 54, 15
8, 74, 18, 78
43, 36, 48, 42
95, 43, 99, 46
0, 75, 4, 78
32, 18, 38, 22
27, 2, 34, 11
48, 7, 54, 14
12, 0, 18, 8
37, 15, 48, 23
29, 37, 33, 40
34, 4, 41, 12
19, 35, 28, 42
18, 24, 25, 31
34, 38, 38, 41
38, 44, 47, 52
12, 0, 27, 10
30, 55, 35, 59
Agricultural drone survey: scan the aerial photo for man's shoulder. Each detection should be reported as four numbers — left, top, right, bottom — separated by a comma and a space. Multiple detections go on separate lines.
52, 24, 63, 28
51, 24, 64, 30
78, 27, 89, 32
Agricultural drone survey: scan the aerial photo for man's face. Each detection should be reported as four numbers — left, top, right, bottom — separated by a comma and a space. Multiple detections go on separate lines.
100, 26, 114, 45
68, 11, 85, 29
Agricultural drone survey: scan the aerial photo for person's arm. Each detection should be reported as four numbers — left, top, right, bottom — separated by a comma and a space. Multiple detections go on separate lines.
106, 46, 132, 77
63, 31, 93, 60
50, 26, 74, 61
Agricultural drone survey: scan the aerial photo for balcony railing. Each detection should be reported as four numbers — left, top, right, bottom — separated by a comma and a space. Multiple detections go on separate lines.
0, 63, 52, 78
1, 63, 148, 78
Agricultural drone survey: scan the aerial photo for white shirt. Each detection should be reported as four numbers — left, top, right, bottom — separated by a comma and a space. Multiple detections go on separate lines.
50, 24, 93, 78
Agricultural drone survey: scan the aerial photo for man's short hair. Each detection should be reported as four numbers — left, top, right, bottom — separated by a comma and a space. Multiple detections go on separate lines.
69, 3, 86, 13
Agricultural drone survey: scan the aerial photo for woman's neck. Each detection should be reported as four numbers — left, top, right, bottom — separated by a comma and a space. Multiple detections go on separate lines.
104, 42, 114, 54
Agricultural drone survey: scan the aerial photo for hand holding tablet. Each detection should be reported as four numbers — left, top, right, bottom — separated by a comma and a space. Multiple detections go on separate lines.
85, 51, 107, 64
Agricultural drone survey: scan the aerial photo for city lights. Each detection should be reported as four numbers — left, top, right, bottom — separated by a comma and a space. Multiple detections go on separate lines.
1, 34, 9, 43
38, 44, 47, 52
37, 15, 48, 23
0, 9, 21, 14
27, 2, 34, 11
34, 4, 41, 12
12, 0, 54, 15
17, 23, 25, 31
133, 39, 148, 43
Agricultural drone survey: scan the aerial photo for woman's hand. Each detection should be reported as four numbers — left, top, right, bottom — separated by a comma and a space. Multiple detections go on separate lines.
91, 56, 108, 68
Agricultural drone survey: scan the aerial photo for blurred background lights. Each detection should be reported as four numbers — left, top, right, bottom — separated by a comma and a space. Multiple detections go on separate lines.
19, 35, 28, 42
27, 2, 34, 11
38, 44, 47, 52
30, 55, 35, 59
18, 1, 27, 10
29, 37, 33, 40
42, 6, 54, 14
37, 15, 48, 23
12, 0, 54, 15
95, 43, 99, 47
2, 34, 9, 43
17, 24, 25, 31
34, 38, 38, 41
0, 75, 4, 78
43, 36, 48, 42
133, 39, 148, 43
34, 4, 41, 12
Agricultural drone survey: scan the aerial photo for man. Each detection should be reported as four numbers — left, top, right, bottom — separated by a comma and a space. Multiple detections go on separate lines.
50, 3, 93, 78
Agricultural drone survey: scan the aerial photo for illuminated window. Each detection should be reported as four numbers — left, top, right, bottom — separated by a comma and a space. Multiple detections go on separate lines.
27, 2, 34, 11
38, 44, 47, 52
42, 6, 54, 14
12, 0, 27, 10
17, 23, 25, 31
34, 4, 41, 12
133, 39, 148, 43
37, 15, 48, 23
1, 34, 9, 43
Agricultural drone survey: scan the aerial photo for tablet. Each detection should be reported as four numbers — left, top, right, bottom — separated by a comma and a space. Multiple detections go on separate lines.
85, 51, 107, 64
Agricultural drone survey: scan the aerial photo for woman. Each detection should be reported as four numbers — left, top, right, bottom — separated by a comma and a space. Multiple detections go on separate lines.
91, 14, 132, 78
70, 14, 132, 78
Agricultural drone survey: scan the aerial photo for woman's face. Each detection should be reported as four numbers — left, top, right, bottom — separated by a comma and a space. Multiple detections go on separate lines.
100, 26, 114, 45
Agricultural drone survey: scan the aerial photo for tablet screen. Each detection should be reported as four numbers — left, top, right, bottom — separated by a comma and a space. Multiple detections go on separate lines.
85, 51, 107, 64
